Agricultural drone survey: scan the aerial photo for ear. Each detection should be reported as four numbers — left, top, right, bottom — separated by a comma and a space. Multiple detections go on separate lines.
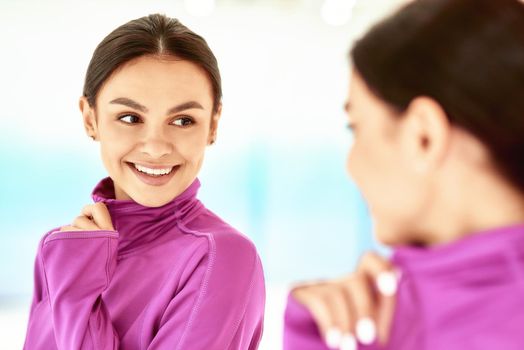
401, 96, 450, 173
208, 104, 222, 145
79, 96, 99, 141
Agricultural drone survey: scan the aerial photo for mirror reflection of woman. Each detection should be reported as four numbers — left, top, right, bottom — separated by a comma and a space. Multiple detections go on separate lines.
24, 14, 265, 350
284, 0, 524, 349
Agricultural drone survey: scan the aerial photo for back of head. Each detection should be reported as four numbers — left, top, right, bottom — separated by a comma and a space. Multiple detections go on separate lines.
351, 0, 524, 193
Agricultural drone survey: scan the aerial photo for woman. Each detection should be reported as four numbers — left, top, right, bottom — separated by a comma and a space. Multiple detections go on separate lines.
284, 0, 524, 349
24, 14, 265, 350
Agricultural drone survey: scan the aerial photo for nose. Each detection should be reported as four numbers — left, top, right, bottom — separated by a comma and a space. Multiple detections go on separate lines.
139, 127, 174, 159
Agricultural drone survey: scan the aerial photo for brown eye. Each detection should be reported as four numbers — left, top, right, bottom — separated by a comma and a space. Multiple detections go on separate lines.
119, 114, 141, 124
173, 117, 194, 127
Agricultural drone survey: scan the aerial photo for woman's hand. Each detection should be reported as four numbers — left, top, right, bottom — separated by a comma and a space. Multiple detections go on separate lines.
292, 251, 399, 350
59, 203, 115, 232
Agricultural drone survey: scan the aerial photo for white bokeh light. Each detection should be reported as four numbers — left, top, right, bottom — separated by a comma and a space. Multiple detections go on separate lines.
321, 0, 358, 26
184, 0, 215, 17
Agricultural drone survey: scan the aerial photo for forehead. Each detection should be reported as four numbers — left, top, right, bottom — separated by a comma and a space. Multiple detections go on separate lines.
97, 56, 214, 108
345, 71, 367, 119
348, 71, 387, 107
346, 70, 400, 128
348, 70, 369, 102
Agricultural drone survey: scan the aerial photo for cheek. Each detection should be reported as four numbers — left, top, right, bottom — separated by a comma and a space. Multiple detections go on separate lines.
174, 129, 210, 164
346, 145, 360, 185
98, 120, 135, 155
347, 140, 405, 216
98, 143, 129, 183
346, 141, 376, 197
99, 133, 132, 165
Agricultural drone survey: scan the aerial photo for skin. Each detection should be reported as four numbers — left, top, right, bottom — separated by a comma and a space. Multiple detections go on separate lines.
293, 70, 524, 348
60, 55, 221, 232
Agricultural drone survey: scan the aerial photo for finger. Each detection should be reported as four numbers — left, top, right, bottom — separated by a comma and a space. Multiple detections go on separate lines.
357, 251, 394, 280
376, 283, 396, 345
343, 274, 377, 345
311, 293, 344, 349
324, 284, 353, 335
375, 268, 400, 345
81, 203, 115, 231
72, 215, 101, 231
293, 286, 341, 349
333, 280, 359, 350
356, 252, 399, 345
357, 251, 398, 299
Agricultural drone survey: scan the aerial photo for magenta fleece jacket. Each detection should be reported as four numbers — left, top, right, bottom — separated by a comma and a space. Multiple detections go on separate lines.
24, 177, 266, 350
284, 224, 524, 350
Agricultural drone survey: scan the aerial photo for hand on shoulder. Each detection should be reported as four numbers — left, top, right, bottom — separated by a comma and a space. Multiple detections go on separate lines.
59, 202, 115, 232
292, 251, 399, 349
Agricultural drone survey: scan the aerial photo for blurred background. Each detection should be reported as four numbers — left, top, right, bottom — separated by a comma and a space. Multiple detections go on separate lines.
0, 0, 406, 348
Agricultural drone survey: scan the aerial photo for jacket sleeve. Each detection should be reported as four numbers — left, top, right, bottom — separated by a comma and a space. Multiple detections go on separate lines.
39, 229, 120, 349
146, 232, 266, 350
283, 292, 330, 350
283, 292, 383, 350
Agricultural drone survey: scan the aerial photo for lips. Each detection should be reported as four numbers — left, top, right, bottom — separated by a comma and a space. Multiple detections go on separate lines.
132, 162, 174, 176
126, 162, 180, 186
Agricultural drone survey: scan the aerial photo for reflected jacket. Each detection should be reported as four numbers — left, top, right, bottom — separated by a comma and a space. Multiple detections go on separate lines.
284, 224, 524, 350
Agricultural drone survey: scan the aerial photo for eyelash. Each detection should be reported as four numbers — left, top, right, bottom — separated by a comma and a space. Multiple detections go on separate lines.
117, 113, 195, 127
174, 117, 195, 127
118, 114, 141, 124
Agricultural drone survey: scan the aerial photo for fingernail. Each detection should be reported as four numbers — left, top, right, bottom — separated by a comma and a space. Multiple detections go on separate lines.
376, 270, 398, 296
325, 328, 342, 349
340, 333, 357, 350
356, 317, 376, 345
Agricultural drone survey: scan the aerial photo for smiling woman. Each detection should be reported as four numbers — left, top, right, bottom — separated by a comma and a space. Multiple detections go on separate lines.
23, 14, 265, 350
81, 56, 218, 206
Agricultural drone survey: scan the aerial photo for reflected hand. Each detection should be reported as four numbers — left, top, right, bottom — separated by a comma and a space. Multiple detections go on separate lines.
292, 251, 399, 350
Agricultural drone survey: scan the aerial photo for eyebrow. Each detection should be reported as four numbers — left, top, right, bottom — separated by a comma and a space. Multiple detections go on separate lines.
109, 97, 205, 114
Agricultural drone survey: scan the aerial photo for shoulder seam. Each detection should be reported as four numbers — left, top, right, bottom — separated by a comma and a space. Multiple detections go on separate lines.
225, 252, 261, 349
174, 222, 216, 350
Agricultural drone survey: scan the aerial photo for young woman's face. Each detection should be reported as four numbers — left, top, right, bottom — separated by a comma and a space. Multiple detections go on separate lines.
345, 71, 429, 245
81, 55, 219, 207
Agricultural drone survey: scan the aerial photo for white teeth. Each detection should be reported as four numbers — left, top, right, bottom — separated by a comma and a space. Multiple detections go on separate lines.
133, 163, 173, 176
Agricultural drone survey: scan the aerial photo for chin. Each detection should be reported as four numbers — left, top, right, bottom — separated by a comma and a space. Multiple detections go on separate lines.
372, 220, 406, 246
121, 183, 179, 207
131, 194, 174, 208
117, 165, 192, 207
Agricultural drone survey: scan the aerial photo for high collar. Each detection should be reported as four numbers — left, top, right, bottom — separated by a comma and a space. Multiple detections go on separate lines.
391, 223, 524, 326
91, 177, 203, 255
393, 224, 524, 277
387, 225, 524, 347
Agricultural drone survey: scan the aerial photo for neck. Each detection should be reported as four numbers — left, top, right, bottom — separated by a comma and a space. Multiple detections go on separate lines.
91, 176, 204, 255
114, 183, 132, 201
417, 173, 524, 247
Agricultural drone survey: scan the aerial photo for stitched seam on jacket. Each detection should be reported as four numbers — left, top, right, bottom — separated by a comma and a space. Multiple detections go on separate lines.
44, 231, 118, 244
40, 231, 59, 347
174, 222, 216, 350
136, 236, 208, 349
225, 252, 260, 349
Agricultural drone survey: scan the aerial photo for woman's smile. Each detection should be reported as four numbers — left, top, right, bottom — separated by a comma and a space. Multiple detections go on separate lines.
81, 55, 220, 206
125, 161, 180, 187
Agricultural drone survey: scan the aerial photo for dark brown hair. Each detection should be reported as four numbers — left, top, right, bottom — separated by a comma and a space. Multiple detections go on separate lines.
351, 0, 524, 193
83, 14, 222, 113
